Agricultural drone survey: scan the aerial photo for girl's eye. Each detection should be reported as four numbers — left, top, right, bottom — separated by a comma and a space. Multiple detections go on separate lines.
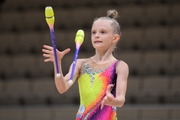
101, 31, 106, 34
92, 31, 96, 34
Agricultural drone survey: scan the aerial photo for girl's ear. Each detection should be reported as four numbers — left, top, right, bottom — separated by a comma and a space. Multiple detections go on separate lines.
113, 34, 120, 43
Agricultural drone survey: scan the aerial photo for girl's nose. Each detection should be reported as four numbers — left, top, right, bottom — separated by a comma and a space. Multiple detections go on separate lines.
95, 33, 99, 38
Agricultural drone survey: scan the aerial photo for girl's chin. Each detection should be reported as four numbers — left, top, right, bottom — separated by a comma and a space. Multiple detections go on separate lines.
93, 43, 102, 46
93, 45, 103, 48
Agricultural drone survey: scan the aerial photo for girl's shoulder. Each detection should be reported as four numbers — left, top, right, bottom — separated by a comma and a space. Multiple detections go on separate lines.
76, 58, 88, 67
116, 60, 129, 73
116, 60, 127, 65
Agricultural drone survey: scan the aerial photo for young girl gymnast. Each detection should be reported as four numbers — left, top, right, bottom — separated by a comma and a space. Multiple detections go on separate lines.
42, 9, 129, 120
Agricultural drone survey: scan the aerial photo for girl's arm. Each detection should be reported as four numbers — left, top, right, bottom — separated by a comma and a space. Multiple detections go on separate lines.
101, 61, 129, 109
42, 45, 83, 94
54, 58, 83, 94
113, 61, 129, 107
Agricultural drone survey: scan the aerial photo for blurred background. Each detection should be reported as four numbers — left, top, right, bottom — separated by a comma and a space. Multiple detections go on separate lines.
0, 0, 180, 119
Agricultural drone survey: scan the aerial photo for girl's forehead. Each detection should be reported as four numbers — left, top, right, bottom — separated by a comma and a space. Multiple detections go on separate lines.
92, 19, 112, 29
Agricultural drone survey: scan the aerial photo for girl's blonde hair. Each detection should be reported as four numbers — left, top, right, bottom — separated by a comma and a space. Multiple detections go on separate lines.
94, 10, 121, 36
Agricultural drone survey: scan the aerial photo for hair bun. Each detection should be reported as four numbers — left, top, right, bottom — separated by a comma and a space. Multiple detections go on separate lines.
107, 10, 118, 19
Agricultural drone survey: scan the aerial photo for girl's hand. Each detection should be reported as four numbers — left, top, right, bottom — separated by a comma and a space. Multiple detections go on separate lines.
101, 84, 115, 110
42, 45, 70, 63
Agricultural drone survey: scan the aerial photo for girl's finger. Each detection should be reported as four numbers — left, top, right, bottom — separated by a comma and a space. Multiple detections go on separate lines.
44, 58, 51, 62
61, 48, 71, 56
106, 84, 114, 95
101, 99, 105, 110
42, 49, 53, 54
43, 54, 51, 58
43, 45, 53, 50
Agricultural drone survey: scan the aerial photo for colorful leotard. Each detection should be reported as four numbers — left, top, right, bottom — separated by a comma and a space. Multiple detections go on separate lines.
76, 59, 119, 120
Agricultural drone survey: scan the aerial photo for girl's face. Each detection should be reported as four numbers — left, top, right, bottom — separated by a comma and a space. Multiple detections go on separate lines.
91, 19, 115, 51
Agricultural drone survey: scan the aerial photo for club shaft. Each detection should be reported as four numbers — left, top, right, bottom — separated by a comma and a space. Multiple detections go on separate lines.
70, 48, 79, 81
50, 28, 60, 74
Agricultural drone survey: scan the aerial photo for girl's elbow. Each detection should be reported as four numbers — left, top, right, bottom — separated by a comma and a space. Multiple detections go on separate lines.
55, 83, 68, 94
120, 99, 125, 107
57, 88, 67, 94
59, 90, 65, 94
118, 97, 125, 107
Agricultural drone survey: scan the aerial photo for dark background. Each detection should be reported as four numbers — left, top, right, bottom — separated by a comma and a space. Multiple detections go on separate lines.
0, 0, 180, 119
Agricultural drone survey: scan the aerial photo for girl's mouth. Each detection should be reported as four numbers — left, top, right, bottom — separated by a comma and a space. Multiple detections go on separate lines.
94, 41, 102, 43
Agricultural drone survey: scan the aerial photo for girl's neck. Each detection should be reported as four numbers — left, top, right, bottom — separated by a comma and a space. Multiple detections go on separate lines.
91, 54, 116, 65
92, 46, 116, 64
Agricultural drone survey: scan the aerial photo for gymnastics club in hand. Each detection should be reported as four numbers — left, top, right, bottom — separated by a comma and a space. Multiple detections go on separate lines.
69, 30, 85, 85
45, 6, 60, 78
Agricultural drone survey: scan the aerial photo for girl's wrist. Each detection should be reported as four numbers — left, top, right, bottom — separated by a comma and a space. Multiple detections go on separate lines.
110, 97, 115, 106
